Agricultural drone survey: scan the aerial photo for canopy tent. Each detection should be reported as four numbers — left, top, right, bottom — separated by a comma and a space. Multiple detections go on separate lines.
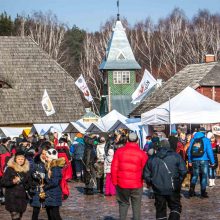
108, 120, 129, 132
86, 123, 105, 133
63, 122, 87, 134
141, 87, 220, 125
84, 110, 128, 133
0, 127, 28, 139
30, 123, 68, 135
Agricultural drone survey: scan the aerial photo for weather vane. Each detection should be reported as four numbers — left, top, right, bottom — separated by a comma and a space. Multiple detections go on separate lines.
117, 0, 120, 20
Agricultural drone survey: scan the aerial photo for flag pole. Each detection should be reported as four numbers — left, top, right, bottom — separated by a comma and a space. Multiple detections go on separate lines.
169, 97, 171, 135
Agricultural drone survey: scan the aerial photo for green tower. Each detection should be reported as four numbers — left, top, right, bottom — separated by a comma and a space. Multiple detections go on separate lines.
99, 17, 141, 116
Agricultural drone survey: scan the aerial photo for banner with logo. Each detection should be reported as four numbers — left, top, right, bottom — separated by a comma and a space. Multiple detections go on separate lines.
41, 89, 56, 116
75, 74, 93, 102
131, 69, 157, 104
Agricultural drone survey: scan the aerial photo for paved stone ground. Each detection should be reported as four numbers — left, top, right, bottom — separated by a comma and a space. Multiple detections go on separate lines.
1, 179, 220, 219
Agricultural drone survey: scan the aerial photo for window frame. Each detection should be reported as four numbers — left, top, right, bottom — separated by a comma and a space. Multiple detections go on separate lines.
113, 71, 130, 84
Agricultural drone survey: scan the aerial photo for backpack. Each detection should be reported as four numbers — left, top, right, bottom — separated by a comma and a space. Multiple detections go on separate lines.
191, 138, 204, 157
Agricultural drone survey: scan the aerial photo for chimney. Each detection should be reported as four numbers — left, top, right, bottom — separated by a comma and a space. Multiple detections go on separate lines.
205, 54, 215, 63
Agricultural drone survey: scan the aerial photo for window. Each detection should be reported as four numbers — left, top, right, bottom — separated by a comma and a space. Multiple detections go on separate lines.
0, 81, 11, 89
113, 71, 130, 84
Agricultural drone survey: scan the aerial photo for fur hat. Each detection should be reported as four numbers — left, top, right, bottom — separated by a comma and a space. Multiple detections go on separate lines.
46, 149, 58, 161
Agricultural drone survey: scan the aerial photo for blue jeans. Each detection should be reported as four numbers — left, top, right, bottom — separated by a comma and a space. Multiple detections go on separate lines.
209, 167, 216, 179
191, 160, 208, 191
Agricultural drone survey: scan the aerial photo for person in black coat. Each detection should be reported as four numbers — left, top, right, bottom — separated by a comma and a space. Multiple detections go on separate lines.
82, 135, 97, 195
30, 148, 48, 220
0, 151, 31, 220
44, 149, 65, 220
143, 139, 187, 220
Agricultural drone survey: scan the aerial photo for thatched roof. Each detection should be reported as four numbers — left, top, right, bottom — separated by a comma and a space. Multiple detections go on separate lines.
0, 36, 84, 125
130, 62, 220, 117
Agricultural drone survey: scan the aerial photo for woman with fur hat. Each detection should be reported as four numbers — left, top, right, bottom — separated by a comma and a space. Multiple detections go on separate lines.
0, 151, 31, 220
44, 148, 65, 220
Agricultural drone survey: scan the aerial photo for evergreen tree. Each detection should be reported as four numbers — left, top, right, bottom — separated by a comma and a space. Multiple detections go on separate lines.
0, 11, 14, 36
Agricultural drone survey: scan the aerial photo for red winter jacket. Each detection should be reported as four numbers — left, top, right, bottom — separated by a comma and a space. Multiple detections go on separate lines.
111, 142, 148, 189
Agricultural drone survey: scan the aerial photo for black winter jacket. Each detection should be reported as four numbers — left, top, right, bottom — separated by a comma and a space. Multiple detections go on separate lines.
1, 157, 31, 213
143, 147, 187, 195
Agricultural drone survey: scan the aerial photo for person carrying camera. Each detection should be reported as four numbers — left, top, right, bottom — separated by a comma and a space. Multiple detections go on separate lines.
30, 147, 49, 220
0, 151, 31, 220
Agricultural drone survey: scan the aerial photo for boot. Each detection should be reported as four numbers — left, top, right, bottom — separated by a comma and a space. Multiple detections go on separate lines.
189, 184, 196, 197
201, 189, 209, 198
87, 188, 94, 195
213, 179, 216, 186
209, 179, 213, 187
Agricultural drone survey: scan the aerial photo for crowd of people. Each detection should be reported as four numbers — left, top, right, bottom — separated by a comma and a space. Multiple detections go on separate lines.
0, 126, 218, 220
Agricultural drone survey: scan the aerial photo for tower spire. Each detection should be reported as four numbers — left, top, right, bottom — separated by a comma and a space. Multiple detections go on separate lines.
117, 0, 120, 21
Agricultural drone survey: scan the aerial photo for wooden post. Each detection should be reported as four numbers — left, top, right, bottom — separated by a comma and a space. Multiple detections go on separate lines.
212, 86, 215, 101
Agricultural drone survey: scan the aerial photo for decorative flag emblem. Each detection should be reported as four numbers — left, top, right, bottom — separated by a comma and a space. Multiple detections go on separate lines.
41, 89, 56, 116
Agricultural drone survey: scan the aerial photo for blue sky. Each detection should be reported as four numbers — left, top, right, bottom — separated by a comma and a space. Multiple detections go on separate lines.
1, 0, 220, 31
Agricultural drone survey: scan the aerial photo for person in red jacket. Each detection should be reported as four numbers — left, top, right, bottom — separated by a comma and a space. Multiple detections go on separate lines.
111, 133, 148, 220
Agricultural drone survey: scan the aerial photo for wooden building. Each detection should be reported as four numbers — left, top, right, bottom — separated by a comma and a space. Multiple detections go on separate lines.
0, 36, 84, 126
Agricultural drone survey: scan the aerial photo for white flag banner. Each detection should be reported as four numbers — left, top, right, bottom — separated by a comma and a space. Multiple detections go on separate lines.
131, 69, 157, 104
75, 74, 93, 102
41, 89, 56, 116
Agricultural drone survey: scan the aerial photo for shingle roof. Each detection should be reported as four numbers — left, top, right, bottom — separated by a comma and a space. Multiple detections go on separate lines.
0, 36, 84, 125
99, 20, 141, 70
130, 62, 219, 117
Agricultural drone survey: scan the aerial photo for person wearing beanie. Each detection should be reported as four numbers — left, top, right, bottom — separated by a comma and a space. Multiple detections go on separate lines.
144, 139, 187, 220
207, 133, 219, 187
44, 149, 65, 220
0, 151, 31, 220
111, 132, 148, 220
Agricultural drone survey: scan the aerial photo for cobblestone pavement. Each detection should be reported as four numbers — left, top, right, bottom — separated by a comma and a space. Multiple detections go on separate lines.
1, 179, 220, 220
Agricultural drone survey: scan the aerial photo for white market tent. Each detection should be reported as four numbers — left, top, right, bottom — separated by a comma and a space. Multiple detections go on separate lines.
86, 122, 105, 133
63, 122, 87, 134
0, 127, 25, 139
30, 123, 68, 135
85, 110, 128, 133
108, 120, 130, 132
141, 87, 220, 125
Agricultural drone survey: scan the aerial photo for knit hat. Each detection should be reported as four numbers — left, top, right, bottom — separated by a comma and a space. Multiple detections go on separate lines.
207, 132, 214, 139
171, 129, 177, 135
128, 132, 138, 142
76, 133, 83, 138
160, 139, 170, 148
46, 149, 58, 161
15, 151, 26, 159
